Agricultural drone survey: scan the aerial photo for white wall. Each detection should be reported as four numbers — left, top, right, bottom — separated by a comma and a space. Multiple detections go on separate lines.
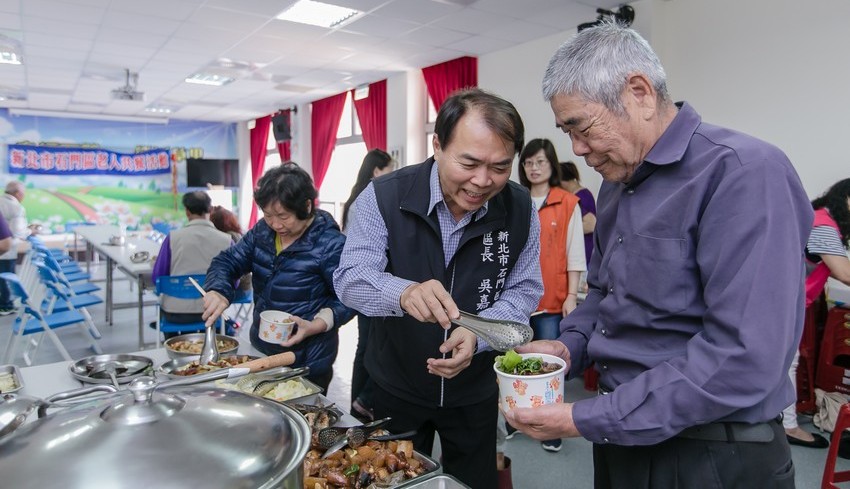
478, 0, 850, 198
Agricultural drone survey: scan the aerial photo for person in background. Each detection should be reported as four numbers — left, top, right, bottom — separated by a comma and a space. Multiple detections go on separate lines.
151, 191, 232, 335
210, 205, 252, 291
342, 149, 395, 231
560, 161, 597, 267
341, 148, 396, 422
0, 181, 30, 315
784, 178, 850, 448
514, 138, 585, 453
334, 88, 542, 488
505, 21, 812, 488
0, 214, 13, 256
202, 163, 354, 391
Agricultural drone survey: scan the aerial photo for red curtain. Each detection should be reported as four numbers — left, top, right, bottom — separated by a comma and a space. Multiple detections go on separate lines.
352, 79, 386, 151
310, 92, 347, 190
421, 56, 477, 111
276, 109, 292, 162
248, 115, 271, 228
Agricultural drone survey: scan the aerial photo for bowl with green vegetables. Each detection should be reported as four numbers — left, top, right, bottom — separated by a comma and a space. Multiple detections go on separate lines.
493, 350, 566, 411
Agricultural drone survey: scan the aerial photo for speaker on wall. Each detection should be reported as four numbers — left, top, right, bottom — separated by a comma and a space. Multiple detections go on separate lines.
272, 111, 291, 142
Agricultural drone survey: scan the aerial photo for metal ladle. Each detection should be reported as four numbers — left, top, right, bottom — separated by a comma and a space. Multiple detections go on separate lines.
450, 310, 533, 352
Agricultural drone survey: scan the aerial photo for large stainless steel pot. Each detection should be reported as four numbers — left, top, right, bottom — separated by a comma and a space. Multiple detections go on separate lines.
0, 353, 309, 489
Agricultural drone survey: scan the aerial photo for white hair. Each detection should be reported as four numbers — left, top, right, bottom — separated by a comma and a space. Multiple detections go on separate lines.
542, 20, 670, 114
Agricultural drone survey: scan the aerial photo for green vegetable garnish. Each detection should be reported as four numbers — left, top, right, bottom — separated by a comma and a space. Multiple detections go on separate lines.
496, 349, 522, 373
496, 349, 546, 375
344, 464, 360, 477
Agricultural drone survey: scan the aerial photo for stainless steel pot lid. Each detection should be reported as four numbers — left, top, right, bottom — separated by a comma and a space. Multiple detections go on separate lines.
0, 377, 310, 489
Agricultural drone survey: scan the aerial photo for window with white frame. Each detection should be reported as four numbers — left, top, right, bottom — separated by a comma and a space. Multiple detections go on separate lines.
425, 95, 436, 158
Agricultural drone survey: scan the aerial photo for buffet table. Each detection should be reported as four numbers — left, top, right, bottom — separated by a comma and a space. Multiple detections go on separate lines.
72, 225, 161, 349
16, 346, 358, 427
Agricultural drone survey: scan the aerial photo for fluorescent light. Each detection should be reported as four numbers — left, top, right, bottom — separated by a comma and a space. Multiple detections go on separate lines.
0, 51, 22, 65
8, 108, 169, 125
144, 105, 176, 114
276, 0, 362, 28
185, 73, 235, 86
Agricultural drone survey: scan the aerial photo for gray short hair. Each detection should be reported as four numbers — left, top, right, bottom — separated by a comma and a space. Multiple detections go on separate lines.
542, 20, 670, 114
4, 181, 24, 195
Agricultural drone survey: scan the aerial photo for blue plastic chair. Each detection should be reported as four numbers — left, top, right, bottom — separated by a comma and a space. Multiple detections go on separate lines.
231, 287, 254, 325
154, 274, 224, 347
1, 272, 102, 365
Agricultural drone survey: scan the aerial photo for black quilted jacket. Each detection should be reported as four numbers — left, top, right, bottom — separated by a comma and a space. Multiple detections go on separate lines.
205, 209, 354, 375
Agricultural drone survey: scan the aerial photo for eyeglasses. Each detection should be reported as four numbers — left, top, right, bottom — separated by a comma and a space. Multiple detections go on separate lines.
523, 160, 546, 169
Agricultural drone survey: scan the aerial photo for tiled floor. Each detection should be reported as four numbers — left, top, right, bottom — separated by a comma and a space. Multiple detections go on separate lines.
2, 260, 848, 488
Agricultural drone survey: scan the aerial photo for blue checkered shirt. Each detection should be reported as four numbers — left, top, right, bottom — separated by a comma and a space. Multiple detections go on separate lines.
333, 163, 542, 327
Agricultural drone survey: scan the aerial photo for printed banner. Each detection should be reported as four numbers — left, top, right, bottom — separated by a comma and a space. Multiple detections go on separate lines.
7, 144, 171, 176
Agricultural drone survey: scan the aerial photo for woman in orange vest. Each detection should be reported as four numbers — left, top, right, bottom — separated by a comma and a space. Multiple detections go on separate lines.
515, 138, 586, 452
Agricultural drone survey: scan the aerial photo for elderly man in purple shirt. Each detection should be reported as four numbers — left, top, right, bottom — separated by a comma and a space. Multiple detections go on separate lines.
503, 22, 813, 488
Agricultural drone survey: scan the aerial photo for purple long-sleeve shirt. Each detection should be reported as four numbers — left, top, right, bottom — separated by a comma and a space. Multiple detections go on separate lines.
562, 102, 813, 446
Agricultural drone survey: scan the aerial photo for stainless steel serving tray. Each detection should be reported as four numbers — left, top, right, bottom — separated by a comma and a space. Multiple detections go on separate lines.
0, 364, 24, 393
69, 354, 153, 385
157, 354, 259, 379
398, 473, 470, 489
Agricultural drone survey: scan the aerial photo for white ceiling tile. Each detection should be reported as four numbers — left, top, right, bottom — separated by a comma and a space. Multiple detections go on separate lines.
86, 52, 150, 71
342, 13, 421, 38
325, 0, 387, 13
399, 25, 472, 47
23, 17, 98, 39
100, 11, 181, 36
25, 45, 90, 62
372, 0, 461, 23
256, 19, 330, 41
0, 12, 21, 30
187, 6, 269, 32
108, 0, 199, 21
175, 24, 247, 45
24, 32, 93, 50
10, 0, 617, 121
480, 20, 560, 44
22, 0, 105, 23
203, 0, 296, 17
444, 34, 514, 55
91, 42, 159, 59
324, 30, 385, 50
524, 3, 598, 29
431, 8, 512, 35
27, 91, 71, 107
0, 0, 21, 14
95, 27, 169, 48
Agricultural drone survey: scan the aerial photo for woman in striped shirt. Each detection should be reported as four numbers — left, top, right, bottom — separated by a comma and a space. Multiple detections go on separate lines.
785, 178, 850, 448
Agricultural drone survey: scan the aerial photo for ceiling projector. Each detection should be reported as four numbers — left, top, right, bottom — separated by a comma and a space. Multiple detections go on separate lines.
111, 69, 144, 101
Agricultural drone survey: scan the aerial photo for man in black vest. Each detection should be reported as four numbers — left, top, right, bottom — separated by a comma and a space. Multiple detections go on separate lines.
334, 88, 542, 488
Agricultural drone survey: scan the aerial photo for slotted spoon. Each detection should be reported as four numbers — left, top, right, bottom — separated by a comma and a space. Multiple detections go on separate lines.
450, 310, 533, 352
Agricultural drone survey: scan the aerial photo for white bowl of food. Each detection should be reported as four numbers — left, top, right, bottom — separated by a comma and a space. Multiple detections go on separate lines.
258, 310, 295, 344
494, 351, 566, 411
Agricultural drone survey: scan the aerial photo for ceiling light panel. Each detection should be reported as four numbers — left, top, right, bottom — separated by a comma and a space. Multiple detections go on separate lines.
185, 73, 235, 86
276, 0, 363, 28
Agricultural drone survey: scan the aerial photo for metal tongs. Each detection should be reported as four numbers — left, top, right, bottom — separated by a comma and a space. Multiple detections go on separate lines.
187, 276, 224, 365
450, 310, 533, 352
319, 417, 416, 458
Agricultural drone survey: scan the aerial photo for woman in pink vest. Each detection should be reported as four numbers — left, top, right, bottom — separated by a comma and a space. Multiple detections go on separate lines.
785, 178, 850, 448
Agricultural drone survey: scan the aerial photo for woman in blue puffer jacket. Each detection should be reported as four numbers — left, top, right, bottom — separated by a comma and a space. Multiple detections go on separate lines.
202, 163, 354, 390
